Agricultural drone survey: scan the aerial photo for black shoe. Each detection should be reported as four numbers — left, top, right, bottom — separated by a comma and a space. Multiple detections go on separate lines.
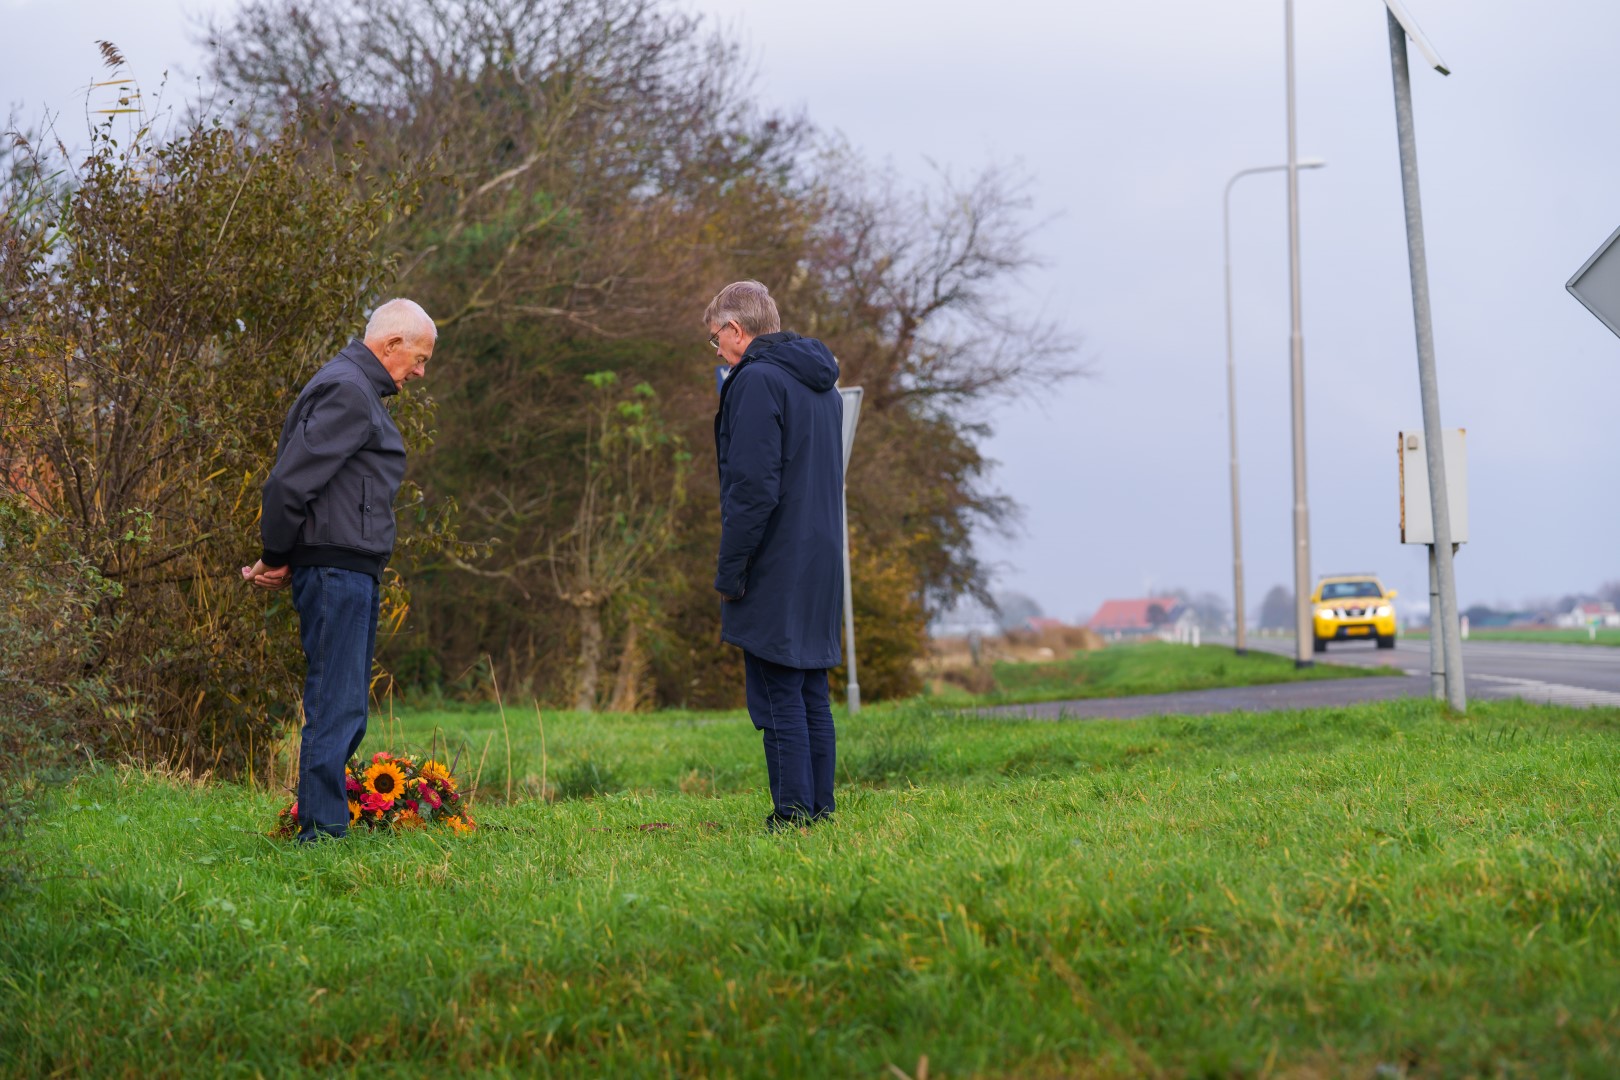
764, 811, 811, 833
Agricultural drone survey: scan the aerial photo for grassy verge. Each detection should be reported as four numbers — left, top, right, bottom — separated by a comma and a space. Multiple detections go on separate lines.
6, 697, 1620, 1076
930, 641, 1400, 706
1408, 627, 1620, 647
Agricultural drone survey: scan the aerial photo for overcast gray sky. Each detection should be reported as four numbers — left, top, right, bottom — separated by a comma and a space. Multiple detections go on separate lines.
7, 0, 1618, 621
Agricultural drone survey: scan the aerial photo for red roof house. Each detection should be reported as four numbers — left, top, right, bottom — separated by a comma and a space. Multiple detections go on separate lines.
1087, 598, 1184, 634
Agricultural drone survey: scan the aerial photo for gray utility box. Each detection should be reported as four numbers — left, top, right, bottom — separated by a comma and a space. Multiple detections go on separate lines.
1399, 429, 1468, 545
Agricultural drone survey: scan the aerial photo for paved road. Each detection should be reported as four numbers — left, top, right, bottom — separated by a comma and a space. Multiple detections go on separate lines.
985, 636, 1620, 721
1236, 634, 1620, 707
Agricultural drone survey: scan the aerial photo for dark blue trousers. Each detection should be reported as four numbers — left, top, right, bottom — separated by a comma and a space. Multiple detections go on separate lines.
743, 651, 836, 821
292, 565, 379, 840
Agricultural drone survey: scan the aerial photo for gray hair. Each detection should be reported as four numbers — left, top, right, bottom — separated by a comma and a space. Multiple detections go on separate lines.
704, 280, 781, 335
365, 298, 437, 344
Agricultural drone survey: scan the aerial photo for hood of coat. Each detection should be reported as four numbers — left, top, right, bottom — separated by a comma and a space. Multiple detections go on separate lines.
742, 332, 840, 392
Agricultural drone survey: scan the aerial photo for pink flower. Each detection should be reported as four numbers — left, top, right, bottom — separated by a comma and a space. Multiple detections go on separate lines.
345, 776, 363, 794
404, 799, 419, 814
361, 792, 391, 814
372, 751, 392, 764
417, 786, 441, 810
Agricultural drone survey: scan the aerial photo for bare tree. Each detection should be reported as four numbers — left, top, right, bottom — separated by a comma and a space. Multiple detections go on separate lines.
802, 156, 1083, 411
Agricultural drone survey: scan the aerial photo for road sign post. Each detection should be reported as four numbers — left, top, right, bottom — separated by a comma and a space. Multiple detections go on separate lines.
838, 387, 864, 715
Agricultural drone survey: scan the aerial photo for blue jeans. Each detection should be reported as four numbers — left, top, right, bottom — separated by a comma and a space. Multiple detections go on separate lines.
292, 565, 379, 840
743, 652, 836, 821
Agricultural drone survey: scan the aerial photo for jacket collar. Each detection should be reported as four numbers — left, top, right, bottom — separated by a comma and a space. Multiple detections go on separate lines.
340, 337, 399, 398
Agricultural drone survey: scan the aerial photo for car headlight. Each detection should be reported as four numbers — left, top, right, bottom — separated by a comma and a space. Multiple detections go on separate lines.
1315, 606, 1335, 618
1375, 605, 1392, 617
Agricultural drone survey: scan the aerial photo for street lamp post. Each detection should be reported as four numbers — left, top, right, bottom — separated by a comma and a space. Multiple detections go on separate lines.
1382, 0, 1465, 712
1223, 159, 1324, 655
1283, 0, 1315, 668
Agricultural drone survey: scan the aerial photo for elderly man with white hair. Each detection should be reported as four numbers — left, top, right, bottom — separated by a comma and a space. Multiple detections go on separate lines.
242, 298, 436, 841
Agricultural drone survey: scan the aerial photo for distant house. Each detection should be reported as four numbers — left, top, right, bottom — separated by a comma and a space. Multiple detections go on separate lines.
1556, 601, 1620, 629
1087, 598, 1197, 641
1024, 616, 1067, 634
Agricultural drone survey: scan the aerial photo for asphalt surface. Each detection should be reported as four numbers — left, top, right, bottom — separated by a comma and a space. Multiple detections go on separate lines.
984, 635, 1620, 721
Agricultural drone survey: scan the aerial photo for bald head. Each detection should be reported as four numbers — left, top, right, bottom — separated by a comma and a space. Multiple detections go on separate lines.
363, 298, 436, 389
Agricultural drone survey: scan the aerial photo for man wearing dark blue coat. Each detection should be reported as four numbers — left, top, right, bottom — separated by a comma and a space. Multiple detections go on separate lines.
707, 280, 844, 829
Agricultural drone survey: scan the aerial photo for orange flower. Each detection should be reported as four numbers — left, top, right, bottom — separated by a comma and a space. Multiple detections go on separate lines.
348, 799, 362, 825
395, 809, 425, 830
444, 815, 475, 834
419, 759, 455, 790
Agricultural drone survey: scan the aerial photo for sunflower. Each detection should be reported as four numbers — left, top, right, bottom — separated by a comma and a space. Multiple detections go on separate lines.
348, 799, 363, 825
364, 760, 407, 801
419, 759, 454, 789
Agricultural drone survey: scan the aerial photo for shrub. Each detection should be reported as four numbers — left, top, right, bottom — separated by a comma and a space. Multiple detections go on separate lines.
0, 104, 449, 777
0, 494, 116, 747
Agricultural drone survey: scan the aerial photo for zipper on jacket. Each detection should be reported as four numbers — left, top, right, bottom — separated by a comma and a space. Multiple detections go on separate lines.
361, 477, 371, 541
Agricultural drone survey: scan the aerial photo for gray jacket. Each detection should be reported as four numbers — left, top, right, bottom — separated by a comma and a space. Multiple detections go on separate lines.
260, 339, 406, 579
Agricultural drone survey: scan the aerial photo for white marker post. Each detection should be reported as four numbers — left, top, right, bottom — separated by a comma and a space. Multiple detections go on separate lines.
838, 387, 864, 715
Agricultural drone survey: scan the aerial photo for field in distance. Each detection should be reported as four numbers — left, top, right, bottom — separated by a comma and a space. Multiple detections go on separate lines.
924, 639, 1397, 706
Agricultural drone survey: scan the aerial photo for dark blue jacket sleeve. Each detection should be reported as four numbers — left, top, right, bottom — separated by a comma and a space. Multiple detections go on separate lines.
260, 380, 374, 565
715, 369, 783, 597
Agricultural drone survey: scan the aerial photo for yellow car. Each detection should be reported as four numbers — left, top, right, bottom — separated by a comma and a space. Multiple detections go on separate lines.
1312, 574, 1398, 652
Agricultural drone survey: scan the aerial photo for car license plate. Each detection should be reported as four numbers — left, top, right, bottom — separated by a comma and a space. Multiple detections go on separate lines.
1346, 627, 1370, 636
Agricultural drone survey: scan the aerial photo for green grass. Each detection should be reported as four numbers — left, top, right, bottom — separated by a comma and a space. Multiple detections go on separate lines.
7, 696, 1620, 1076
1408, 627, 1620, 647
932, 641, 1400, 706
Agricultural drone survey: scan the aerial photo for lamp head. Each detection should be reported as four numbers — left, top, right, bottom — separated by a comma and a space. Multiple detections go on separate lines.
1383, 0, 1451, 75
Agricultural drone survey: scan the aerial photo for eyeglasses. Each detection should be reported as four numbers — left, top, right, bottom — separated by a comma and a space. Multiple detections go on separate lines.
707, 321, 734, 351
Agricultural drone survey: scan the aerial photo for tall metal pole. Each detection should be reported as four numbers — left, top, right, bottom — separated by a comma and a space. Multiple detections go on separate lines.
1388, 10, 1465, 711
1284, 0, 1313, 668
1224, 160, 1324, 656
1222, 180, 1248, 656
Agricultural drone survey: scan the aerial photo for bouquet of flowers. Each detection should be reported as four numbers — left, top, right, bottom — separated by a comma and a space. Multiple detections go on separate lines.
274, 751, 477, 837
